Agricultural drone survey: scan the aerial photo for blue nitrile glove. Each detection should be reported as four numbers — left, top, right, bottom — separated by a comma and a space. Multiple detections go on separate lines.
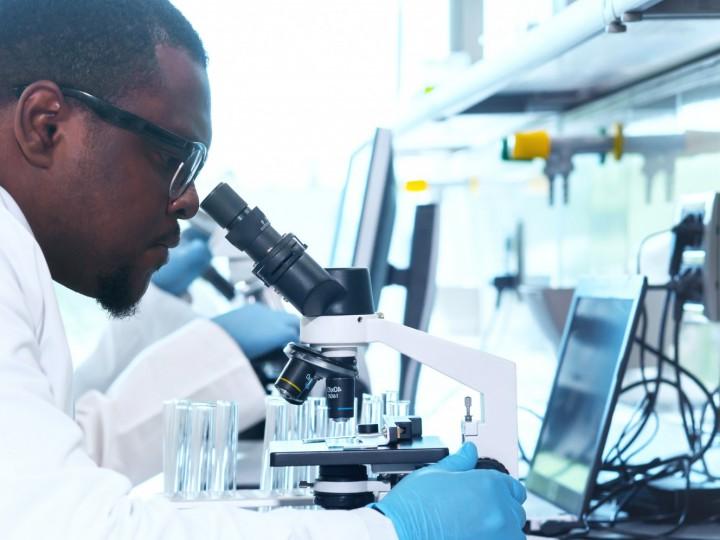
212, 303, 300, 360
372, 442, 527, 540
151, 232, 212, 297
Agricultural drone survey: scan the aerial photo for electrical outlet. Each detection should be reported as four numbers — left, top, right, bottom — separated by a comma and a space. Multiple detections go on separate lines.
677, 193, 720, 321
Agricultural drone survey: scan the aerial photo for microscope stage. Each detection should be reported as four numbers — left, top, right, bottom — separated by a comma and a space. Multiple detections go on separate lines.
269, 436, 449, 467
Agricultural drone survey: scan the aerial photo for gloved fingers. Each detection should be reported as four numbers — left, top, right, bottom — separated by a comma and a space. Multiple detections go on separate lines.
218, 303, 273, 327
240, 325, 300, 359
237, 303, 299, 332
239, 302, 277, 318
273, 325, 302, 346
510, 497, 528, 530
181, 226, 211, 243
429, 441, 478, 472
508, 477, 527, 504
278, 311, 300, 332
179, 238, 213, 272
152, 238, 213, 295
471, 469, 528, 504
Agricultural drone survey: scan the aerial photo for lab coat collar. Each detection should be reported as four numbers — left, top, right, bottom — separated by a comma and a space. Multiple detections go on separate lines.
0, 185, 33, 236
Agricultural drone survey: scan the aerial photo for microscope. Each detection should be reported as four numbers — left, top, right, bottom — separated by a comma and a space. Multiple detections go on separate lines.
201, 183, 519, 508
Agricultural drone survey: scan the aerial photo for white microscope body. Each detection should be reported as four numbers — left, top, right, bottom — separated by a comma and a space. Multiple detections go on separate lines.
200, 182, 520, 478
301, 313, 519, 477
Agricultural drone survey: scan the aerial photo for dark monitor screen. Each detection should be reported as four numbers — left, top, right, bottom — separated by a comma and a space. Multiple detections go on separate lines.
526, 279, 645, 516
330, 128, 396, 307
331, 143, 372, 269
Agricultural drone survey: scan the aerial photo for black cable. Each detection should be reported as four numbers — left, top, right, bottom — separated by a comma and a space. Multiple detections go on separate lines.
672, 308, 698, 455
638, 306, 649, 394
549, 229, 718, 539
585, 468, 689, 538
575, 217, 718, 538
604, 375, 716, 468
622, 410, 660, 464
633, 339, 718, 460
655, 289, 672, 404
590, 459, 692, 540
604, 395, 653, 465
698, 390, 720, 480
646, 283, 673, 290
585, 338, 718, 539
604, 319, 650, 466
518, 444, 530, 466
636, 228, 672, 275
605, 292, 673, 466
518, 405, 544, 422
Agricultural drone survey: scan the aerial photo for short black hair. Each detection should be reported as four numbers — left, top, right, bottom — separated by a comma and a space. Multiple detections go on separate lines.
0, 0, 207, 103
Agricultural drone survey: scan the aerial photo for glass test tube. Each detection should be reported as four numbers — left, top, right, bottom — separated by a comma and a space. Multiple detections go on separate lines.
396, 400, 411, 417
210, 400, 239, 495
163, 399, 190, 496
184, 402, 216, 497
260, 396, 289, 492
384, 390, 399, 414
370, 395, 384, 426
361, 393, 373, 424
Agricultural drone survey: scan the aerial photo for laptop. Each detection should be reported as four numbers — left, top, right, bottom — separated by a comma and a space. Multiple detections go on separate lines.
523, 276, 647, 536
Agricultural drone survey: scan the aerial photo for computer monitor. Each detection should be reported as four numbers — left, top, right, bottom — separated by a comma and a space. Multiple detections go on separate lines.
331, 128, 396, 307
331, 128, 439, 402
525, 276, 647, 517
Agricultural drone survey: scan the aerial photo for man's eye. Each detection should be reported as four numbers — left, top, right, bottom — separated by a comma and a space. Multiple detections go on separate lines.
154, 151, 180, 172
164, 156, 181, 171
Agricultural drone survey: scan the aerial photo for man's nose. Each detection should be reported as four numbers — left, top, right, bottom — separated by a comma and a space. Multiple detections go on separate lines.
168, 183, 200, 219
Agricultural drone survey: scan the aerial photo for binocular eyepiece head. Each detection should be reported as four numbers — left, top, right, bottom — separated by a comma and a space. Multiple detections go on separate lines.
201, 183, 347, 317
201, 183, 377, 420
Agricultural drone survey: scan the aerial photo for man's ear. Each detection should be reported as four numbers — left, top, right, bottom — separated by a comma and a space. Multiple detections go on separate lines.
14, 81, 67, 169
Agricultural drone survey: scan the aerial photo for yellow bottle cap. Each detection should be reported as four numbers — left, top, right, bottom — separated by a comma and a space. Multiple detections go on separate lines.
405, 180, 429, 192
512, 131, 552, 160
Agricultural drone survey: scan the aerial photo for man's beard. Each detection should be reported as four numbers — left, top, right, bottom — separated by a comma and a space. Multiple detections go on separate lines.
96, 265, 140, 318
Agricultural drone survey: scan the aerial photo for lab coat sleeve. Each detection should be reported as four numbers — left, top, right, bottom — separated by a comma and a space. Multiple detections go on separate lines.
72, 283, 198, 399
0, 257, 397, 539
75, 318, 267, 485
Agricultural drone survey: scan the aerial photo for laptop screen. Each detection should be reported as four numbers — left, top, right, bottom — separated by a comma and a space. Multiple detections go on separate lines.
526, 280, 644, 516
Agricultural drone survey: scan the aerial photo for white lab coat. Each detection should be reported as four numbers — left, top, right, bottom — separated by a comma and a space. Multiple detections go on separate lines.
0, 186, 396, 539
72, 282, 260, 485
72, 282, 200, 399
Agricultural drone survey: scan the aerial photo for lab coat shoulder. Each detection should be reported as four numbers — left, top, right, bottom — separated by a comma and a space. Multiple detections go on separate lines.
0, 202, 47, 335
0, 199, 72, 412
72, 283, 199, 399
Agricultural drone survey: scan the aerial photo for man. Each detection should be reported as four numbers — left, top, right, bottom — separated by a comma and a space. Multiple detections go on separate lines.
0, 1, 526, 539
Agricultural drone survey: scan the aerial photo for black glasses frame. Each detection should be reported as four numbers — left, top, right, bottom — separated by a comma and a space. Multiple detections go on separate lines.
14, 85, 208, 200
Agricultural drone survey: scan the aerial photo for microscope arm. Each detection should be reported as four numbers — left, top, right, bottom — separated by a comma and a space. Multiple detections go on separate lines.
301, 314, 519, 477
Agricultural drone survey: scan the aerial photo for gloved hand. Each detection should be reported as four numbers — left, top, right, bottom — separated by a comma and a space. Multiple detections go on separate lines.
212, 303, 300, 360
372, 442, 527, 540
151, 230, 212, 297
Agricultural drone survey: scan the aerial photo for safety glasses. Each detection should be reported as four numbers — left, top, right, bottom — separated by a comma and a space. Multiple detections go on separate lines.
16, 86, 208, 202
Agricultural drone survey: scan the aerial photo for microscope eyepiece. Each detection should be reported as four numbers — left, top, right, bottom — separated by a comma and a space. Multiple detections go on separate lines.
201, 183, 346, 317
201, 183, 249, 228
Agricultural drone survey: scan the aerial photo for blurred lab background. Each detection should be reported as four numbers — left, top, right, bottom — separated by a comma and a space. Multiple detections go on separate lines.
57, 0, 720, 456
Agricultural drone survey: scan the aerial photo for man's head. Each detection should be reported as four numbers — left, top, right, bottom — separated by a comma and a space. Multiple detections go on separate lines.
0, 0, 212, 317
